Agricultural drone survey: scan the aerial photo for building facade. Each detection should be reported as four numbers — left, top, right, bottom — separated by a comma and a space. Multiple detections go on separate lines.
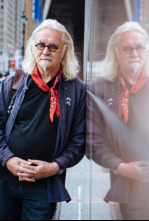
24, 0, 35, 50
0, 0, 35, 74
0, 0, 24, 73
85, 0, 149, 82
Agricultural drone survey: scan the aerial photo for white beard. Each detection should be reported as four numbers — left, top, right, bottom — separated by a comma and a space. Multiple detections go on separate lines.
130, 63, 140, 74
40, 60, 50, 72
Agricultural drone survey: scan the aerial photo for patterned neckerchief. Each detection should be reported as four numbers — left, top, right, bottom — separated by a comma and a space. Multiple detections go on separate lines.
31, 65, 63, 123
118, 68, 148, 124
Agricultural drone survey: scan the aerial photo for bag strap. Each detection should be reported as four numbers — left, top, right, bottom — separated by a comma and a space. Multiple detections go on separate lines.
7, 69, 25, 117
12, 69, 25, 90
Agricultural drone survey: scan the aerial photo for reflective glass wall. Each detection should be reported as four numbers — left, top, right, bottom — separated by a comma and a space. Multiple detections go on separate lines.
84, 0, 149, 220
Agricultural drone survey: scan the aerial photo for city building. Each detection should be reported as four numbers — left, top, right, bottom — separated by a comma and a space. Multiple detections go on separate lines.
34, 0, 42, 26
24, 0, 35, 47
0, 0, 35, 74
85, 0, 149, 82
0, 0, 24, 73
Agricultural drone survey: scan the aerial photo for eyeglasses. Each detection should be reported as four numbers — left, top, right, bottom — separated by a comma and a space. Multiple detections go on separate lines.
35, 42, 65, 52
120, 45, 146, 54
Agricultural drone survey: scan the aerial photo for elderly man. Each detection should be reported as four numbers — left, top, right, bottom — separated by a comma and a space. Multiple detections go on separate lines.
87, 22, 149, 220
0, 19, 85, 220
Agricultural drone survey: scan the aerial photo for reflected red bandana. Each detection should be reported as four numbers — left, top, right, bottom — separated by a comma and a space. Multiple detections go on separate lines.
118, 68, 148, 124
31, 66, 63, 123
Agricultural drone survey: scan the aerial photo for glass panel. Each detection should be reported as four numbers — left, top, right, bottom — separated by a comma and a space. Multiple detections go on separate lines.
85, 0, 149, 220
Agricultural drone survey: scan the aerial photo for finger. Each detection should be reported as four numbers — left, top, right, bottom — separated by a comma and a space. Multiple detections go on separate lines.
17, 172, 35, 178
19, 176, 35, 182
140, 164, 149, 168
141, 168, 149, 174
28, 159, 41, 165
141, 179, 149, 183
19, 159, 32, 165
20, 163, 37, 171
19, 166, 37, 175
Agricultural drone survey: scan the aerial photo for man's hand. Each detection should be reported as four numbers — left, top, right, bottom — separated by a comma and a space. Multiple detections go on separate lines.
118, 161, 149, 183
17, 160, 59, 182
6, 157, 37, 182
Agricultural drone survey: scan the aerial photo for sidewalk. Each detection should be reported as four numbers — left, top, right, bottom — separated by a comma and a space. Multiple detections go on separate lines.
59, 157, 111, 220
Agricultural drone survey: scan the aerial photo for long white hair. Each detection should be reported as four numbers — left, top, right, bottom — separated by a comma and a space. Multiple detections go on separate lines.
22, 19, 80, 80
104, 22, 149, 81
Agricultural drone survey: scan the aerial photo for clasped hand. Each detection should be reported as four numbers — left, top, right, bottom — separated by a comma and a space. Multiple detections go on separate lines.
6, 157, 59, 182
118, 161, 149, 183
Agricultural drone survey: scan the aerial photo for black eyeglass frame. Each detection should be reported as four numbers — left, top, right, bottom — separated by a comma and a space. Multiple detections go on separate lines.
118, 45, 146, 54
35, 42, 65, 52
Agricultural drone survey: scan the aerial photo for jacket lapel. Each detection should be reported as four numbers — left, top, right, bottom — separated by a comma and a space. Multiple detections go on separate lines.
53, 75, 67, 160
53, 76, 75, 159
59, 76, 66, 148
105, 77, 120, 114
113, 77, 121, 114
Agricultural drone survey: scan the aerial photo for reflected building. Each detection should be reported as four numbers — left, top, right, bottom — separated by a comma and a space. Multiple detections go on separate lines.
85, 0, 149, 220
85, 0, 149, 82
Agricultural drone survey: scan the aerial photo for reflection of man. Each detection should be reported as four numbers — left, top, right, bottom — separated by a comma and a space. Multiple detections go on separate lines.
0, 19, 86, 220
87, 22, 149, 220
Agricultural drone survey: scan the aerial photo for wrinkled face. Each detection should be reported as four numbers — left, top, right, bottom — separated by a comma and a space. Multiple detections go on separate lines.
34, 28, 64, 72
116, 30, 148, 75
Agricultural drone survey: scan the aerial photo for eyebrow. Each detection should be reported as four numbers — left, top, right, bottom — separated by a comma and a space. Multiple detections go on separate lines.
36, 40, 43, 44
36, 40, 59, 46
121, 43, 146, 47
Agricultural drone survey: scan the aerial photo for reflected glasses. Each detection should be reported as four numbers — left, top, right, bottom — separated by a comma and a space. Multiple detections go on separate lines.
120, 45, 146, 54
35, 42, 65, 52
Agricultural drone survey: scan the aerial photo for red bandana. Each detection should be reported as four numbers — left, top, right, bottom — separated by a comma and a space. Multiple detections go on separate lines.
118, 68, 148, 124
31, 66, 63, 123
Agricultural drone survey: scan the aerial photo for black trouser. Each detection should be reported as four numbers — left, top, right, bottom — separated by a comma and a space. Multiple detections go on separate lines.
120, 181, 149, 220
120, 202, 149, 220
0, 180, 56, 220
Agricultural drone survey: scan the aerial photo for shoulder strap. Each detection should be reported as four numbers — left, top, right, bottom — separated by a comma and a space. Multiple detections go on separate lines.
12, 69, 25, 90
7, 69, 25, 116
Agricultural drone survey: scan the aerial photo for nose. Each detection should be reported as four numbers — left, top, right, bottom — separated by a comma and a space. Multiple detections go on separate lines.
131, 48, 139, 57
43, 46, 51, 56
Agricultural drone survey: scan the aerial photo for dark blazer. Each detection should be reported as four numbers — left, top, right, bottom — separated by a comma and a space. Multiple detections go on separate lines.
86, 77, 149, 204
48, 75, 86, 203
0, 73, 86, 203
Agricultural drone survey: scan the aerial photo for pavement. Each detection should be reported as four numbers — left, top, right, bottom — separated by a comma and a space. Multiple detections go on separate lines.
59, 157, 112, 220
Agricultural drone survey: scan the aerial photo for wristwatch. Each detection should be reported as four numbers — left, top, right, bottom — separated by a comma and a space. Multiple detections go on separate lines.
54, 161, 65, 175
113, 169, 120, 176
113, 162, 123, 176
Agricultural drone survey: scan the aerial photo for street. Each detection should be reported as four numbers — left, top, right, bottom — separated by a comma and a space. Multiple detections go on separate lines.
59, 157, 112, 220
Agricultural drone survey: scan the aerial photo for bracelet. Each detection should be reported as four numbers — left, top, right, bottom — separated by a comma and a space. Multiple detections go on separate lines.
113, 163, 123, 176
53, 160, 64, 170
113, 169, 120, 176
53, 161, 65, 176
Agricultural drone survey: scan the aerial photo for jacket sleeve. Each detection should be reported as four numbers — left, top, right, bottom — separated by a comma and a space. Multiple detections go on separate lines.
55, 83, 86, 169
0, 78, 14, 167
86, 84, 123, 171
